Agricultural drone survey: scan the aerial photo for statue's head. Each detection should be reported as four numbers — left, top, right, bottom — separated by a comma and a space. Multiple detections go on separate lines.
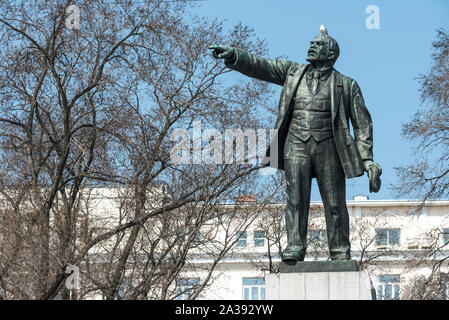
306, 27, 340, 66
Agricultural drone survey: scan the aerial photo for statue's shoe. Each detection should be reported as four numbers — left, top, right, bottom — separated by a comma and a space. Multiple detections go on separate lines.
282, 250, 305, 262
330, 254, 351, 261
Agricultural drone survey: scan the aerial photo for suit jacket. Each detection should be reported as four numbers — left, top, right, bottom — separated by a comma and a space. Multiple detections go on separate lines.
225, 48, 373, 178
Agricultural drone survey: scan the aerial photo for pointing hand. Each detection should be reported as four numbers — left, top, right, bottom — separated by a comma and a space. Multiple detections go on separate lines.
208, 45, 234, 60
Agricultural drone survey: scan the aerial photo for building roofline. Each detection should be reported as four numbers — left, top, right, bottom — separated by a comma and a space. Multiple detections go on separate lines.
217, 199, 449, 208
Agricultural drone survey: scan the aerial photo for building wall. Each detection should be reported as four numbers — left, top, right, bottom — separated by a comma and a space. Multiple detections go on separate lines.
183, 199, 449, 300
63, 194, 448, 300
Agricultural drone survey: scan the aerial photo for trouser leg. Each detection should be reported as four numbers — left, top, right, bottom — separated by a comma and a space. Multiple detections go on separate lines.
314, 138, 351, 260
283, 149, 312, 259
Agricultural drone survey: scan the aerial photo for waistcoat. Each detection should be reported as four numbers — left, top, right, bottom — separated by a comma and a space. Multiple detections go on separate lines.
288, 72, 333, 142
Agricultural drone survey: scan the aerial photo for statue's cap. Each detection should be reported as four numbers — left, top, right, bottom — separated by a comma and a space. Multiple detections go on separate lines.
315, 25, 339, 62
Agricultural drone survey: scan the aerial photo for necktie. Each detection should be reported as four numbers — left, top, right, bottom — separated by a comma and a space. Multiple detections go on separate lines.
310, 70, 320, 95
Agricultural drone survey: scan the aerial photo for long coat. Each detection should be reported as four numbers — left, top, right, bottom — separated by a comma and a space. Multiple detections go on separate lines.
225, 48, 373, 178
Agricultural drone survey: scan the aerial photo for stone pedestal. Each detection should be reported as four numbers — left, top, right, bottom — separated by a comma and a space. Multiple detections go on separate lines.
266, 261, 376, 300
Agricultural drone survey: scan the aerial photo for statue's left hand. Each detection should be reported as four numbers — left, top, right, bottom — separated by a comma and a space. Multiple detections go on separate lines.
363, 160, 382, 193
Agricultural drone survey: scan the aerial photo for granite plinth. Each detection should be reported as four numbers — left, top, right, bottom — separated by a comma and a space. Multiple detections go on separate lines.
280, 260, 358, 273
266, 270, 376, 300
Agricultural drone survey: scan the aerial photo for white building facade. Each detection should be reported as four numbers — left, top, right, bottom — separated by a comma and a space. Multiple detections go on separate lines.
175, 196, 449, 300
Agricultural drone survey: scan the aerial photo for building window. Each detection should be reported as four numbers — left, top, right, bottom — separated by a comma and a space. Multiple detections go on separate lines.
375, 228, 400, 246
176, 278, 200, 300
177, 228, 201, 243
377, 275, 400, 300
442, 229, 449, 246
442, 274, 449, 300
236, 231, 247, 247
309, 230, 328, 246
207, 210, 228, 226
118, 277, 132, 300
254, 231, 265, 247
192, 230, 201, 243
444, 280, 449, 300
242, 278, 265, 300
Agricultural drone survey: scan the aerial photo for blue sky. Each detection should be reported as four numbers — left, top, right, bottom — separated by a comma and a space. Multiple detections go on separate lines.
190, 0, 449, 200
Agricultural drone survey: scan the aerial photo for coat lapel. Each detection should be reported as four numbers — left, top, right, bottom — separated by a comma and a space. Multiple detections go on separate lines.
288, 64, 309, 104
330, 70, 343, 124
277, 64, 308, 127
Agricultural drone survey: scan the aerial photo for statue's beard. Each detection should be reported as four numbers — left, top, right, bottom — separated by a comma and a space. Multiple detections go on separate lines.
306, 54, 326, 63
306, 56, 318, 63
306, 55, 334, 66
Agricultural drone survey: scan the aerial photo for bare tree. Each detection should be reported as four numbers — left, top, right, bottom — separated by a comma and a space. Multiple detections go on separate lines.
401, 225, 449, 300
350, 210, 403, 272
247, 205, 403, 274
75, 179, 281, 300
394, 29, 449, 200
401, 273, 448, 300
393, 29, 449, 299
242, 181, 286, 274
0, 0, 275, 299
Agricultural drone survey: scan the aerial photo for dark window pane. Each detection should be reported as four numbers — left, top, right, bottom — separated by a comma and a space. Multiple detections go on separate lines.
384, 284, 392, 300
192, 230, 201, 243
236, 239, 246, 247
443, 229, 449, 245
176, 231, 185, 242
377, 275, 400, 300
243, 278, 265, 286
388, 229, 400, 245
176, 278, 200, 300
377, 286, 383, 300
376, 229, 387, 246
254, 231, 265, 238
444, 281, 449, 300
376, 229, 400, 246
254, 230, 265, 247
393, 284, 400, 300
236, 231, 247, 247
379, 275, 400, 283
118, 278, 132, 299
177, 278, 200, 287
254, 239, 264, 247
251, 287, 258, 300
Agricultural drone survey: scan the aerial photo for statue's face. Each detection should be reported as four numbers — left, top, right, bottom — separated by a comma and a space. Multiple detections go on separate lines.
306, 34, 331, 63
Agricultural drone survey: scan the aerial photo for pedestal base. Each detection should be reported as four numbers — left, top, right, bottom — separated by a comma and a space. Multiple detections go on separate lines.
280, 260, 358, 273
266, 263, 376, 300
